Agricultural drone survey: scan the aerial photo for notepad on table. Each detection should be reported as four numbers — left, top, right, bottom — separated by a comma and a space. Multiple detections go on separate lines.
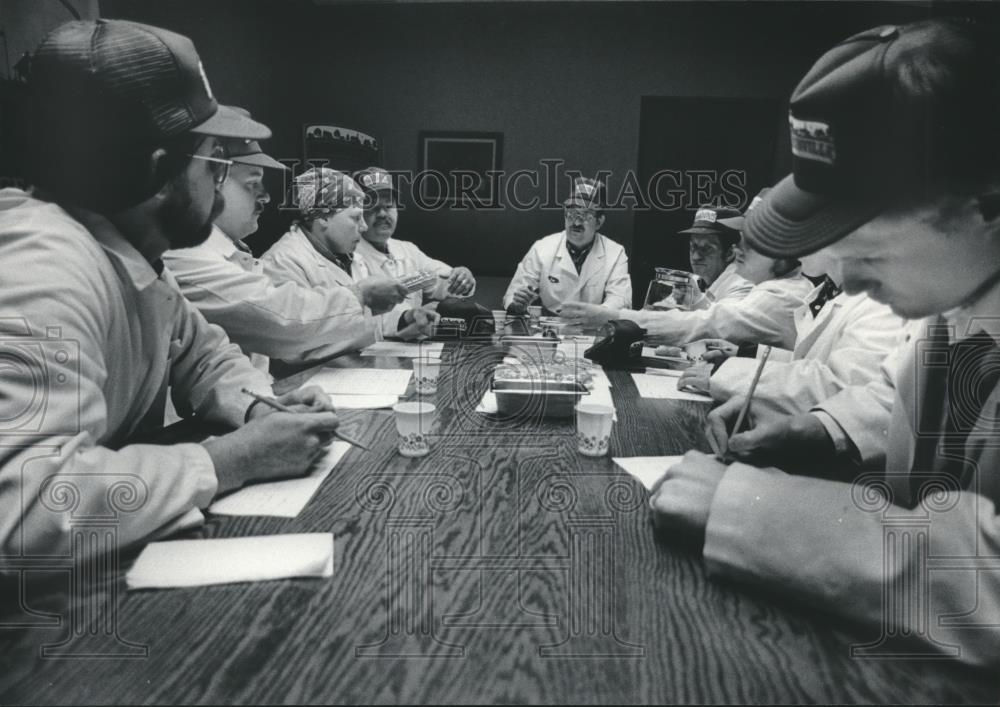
304, 368, 412, 396
613, 456, 684, 491
126, 533, 334, 590
209, 442, 350, 518
328, 394, 398, 409
360, 341, 444, 358
631, 373, 712, 402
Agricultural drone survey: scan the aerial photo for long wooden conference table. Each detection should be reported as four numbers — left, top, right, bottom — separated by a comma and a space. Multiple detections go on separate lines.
0, 338, 995, 704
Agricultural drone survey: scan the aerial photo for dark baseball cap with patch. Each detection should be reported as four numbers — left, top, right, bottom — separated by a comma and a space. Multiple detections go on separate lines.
678, 205, 743, 237
30, 19, 270, 141
745, 18, 1000, 257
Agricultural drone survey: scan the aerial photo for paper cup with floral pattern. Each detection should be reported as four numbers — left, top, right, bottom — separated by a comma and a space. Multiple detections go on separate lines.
575, 403, 614, 457
393, 401, 436, 457
412, 356, 441, 395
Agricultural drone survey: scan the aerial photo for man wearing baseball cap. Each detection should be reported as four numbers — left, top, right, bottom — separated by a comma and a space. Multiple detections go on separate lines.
562, 195, 814, 348
262, 167, 439, 348
165, 116, 412, 371
667, 204, 753, 310
504, 176, 632, 315
0, 20, 340, 565
652, 18, 1000, 666
353, 166, 477, 309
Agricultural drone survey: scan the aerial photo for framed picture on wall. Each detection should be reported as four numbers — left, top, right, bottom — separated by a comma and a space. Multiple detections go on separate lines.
418, 130, 503, 206
303, 124, 382, 175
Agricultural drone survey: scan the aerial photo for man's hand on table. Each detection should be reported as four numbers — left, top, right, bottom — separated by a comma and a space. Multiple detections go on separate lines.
206, 386, 339, 495
648, 450, 727, 546
507, 285, 537, 314
677, 362, 712, 394
559, 301, 618, 328
398, 304, 441, 339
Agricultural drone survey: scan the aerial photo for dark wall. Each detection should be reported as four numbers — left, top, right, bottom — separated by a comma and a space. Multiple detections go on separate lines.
100, 0, 941, 273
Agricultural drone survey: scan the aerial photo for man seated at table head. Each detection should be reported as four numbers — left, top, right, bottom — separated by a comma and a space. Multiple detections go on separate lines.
504, 176, 632, 316
651, 17, 1000, 668
562, 190, 813, 348
676, 245, 907, 420
0, 19, 341, 564
653, 204, 754, 311
262, 167, 438, 347
352, 166, 476, 308
164, 114, 410, 371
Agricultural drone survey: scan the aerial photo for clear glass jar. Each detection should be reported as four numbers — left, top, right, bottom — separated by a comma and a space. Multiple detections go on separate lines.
643, 267, 693, 310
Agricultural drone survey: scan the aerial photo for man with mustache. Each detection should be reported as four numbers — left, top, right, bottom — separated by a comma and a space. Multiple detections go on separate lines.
353, 166, 477, 309
0, 20, 340, 563
504, 177, 632, 315
165, 118, 411, 371
651, 18, 1000, 666
562, 194, 814, 348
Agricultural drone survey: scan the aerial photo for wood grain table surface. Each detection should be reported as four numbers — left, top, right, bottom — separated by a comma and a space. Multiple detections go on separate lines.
0, 340, 995, 704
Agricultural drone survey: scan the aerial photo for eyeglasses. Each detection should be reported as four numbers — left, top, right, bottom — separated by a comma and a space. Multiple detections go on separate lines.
564, 208, 597, 222
187, 148, 234, 186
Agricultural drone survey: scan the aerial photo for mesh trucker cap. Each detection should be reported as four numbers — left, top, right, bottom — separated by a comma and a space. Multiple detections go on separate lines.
678, 205, 743, 236
29, 19, 270, 141
745, 18, 1000, 257
564, 177, 606, 209
353, 166, 398, 196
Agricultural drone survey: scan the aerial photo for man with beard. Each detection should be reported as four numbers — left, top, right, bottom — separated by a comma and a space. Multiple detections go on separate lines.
353, 166, 476, 309
504, 177, 631, 315
164, 118, 411, 372
0, 20, 340, 564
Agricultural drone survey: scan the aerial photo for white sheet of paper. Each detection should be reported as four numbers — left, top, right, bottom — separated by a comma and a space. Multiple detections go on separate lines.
209, 442, 350, 518
329, 394, 398, 409
305, 368, 412, 396
631, 373, 712, 402
126, 533, 334, 590
613, 456, 684, 491
360, 341, 444, 358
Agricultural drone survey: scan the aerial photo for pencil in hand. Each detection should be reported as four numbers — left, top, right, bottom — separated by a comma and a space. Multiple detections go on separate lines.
240, 388, 370, 452
722, 346, 771, 462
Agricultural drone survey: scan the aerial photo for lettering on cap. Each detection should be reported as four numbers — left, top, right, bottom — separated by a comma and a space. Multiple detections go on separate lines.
790, 116, 836, 165
694, 208, 718, 222
361, 171, 391, 188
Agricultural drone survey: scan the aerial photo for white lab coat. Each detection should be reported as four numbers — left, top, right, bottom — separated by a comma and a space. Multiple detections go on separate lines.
0, 189, 273, 565
354, 236, 471, 309
621, 269, 814, 348
709, 290, 908, 419
262, 226, 412, 347
503, 231, 632, 312
703, 292, 1000, 667
165, 226, 382, 368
